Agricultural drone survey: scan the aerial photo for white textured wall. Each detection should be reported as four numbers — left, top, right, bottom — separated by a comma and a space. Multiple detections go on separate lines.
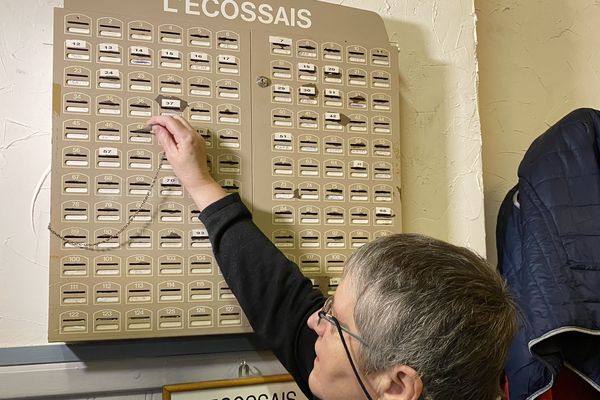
0, 0, 483, 348
476, 0, 600, 264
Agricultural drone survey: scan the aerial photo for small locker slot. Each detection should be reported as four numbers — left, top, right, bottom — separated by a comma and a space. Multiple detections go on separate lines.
190, 228, 211, 248
299, 206, 320, 224
160, 49, 182, 69
350, 160, 369, 178
65, 67, 90, 87
272, 109, 293, 127
219, 179, 241, 194
159, 24, 183, 44
128, 150, 153, 169
97, 95, 122, 116
298, 182, 319, 199
297, 39, 318, 58
128, 123, 152, 143
273, 206, 294, 224
218, 306, 242, 327
159, 74, 182, 94
373, 139, 392, 157
127, 228, 152, 249
127, 201, 152, 222
298, 134, 318, 153
329, 277, 341, 296
65, 14, 91, 35
350, 207, 370, 225
189, 306, 213, 327
270, 36, 292, 55
372, 71, 391, 88
217, 55, 239, 74
129, 46, 153, 66
160, 176, 183, 196
273, 181, 294, 199
188, 27, 212, 47
95, 201, 120, 222
63, 200, 89, 221
347, 45, 367, 64
217, 80, 240, 99
298, 111, 318, 129
373, 117, 392, 134
273, 229, 294, 248
189, 255, 214, 274
323, 42, 342, 61
64, 92, 90, 114
97, 147, 121, 168
159, 229, 184, 249
271, 61, 292, 79
323, 89, 344, 107
324, 136, 344, 154
351, 231, 371, 248
371, 48, 391, 66
63, 173, 88, 194
188, 77, 212, 97
375, 207, 395, 225
97, 43, 122, 64
217, 31, 240, 50
196, 128, 213, 148
326, 230, 346, 248
300, 230, 321, 249
158, 256, 184, 275
128, 97, 153, 117
94, 255, 121, 276
128, 175, 152, 196
348, 115, 368, 132
126, 309, 152, 330
94, 282, 120, 304
298, 85, 318, 105
273, 157, 293, 176
127, 282, 152, 303
374, 185, 393, 202
61, 283, 88, 305
158, 308, 183, 329
349, 138, 368, 156
61, 228, 89, 248
127, 255, 153, 276
98, 17, 123, 38
273, 84, 292, 103
159, 281, 184, 302
188, 102, 212, 122
372, 94, 391, 111
60, 311, 88, 333
128, 21, 153, 41
300, 254, 321, 273
348, 92, 368, 109
298, 63, 317, 81
97, 68, 121, 89
63, 146, 89, 167
323, 65, 342, 84
373, 162, 393, 179
324, 112, 344, 131
218, 129, 241, 148
324, 160, 344, 178
326, 254, 346, 273
189, 52, 211, 72
218, 282, 235, 300
325, 208, 345, 225
61, 256, 89, 277
324, 184, 344, 201
65, 39, 90, 61
94, 310, 120, 332
129, 71, 153, 92
218, 155, 241, 174
218, 104, 240, 124
348, 69, 367, 86
160, 203, 183, 222
189, 281, 212, 301
64, 119, 90, 140
272, 132, 293, 152
96, 122, 121, 142
160, 152, 173, 170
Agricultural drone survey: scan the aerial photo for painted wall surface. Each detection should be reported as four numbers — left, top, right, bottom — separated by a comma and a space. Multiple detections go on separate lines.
476, 0, 600, 264
0, 0, 483, 349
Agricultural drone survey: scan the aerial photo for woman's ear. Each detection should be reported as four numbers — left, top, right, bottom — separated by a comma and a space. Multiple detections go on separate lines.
376, 365, 423, 400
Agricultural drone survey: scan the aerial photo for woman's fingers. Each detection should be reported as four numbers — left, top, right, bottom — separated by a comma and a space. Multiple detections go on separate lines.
152, 124, 178, 155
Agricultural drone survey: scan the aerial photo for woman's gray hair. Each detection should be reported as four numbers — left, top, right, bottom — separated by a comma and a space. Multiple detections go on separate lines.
343, 233, 517, 400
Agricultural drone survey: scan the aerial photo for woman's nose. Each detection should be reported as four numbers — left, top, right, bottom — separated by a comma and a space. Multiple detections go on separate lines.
307, 310, 324, 336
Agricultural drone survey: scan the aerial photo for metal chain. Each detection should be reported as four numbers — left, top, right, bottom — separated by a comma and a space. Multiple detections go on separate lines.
48, 152, 166, 249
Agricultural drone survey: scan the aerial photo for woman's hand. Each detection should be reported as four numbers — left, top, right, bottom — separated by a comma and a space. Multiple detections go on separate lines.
147, 115, 227, 211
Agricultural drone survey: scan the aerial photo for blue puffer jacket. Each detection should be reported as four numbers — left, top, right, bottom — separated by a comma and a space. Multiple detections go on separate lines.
496, 108, 600, 399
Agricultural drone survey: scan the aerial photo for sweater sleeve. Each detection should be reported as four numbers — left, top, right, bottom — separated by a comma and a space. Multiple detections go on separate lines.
199, 193, 324, 397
